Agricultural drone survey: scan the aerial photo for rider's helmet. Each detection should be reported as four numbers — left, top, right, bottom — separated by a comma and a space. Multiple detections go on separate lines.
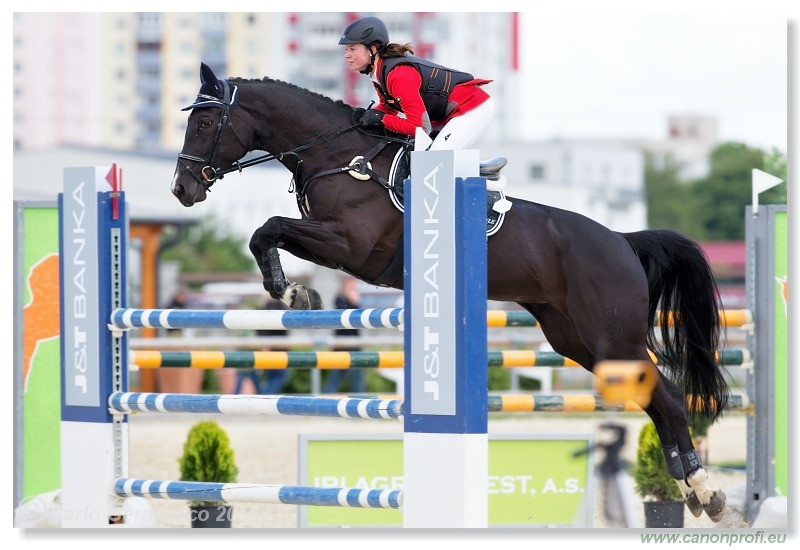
338, 16, 389, 49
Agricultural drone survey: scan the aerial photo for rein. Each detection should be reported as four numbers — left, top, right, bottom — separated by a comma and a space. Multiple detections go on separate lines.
219, 123, 361, 179
179, 84, 411, 200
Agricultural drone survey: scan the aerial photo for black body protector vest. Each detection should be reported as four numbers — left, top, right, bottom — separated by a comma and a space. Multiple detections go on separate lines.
374, 55, 474, 121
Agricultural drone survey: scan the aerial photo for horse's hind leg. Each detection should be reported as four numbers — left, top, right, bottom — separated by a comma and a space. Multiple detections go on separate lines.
527, 303, 725, 522
646, 374, 726, 521
523, 304, 599, 368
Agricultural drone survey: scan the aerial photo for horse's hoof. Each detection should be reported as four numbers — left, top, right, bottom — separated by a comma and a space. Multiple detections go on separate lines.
703, 490, 726, 522
684, 491, 704, 518
305, 288, 324, 309
286, 284, 324, 310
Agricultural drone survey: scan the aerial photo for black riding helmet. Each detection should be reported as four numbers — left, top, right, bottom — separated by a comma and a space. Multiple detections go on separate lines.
339, 16, 389, 74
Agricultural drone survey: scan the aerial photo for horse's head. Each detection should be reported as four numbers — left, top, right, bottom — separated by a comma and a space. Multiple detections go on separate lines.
172, 63, 250, 207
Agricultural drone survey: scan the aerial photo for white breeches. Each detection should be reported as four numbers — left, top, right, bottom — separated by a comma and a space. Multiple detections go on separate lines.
429, 96, 495, 151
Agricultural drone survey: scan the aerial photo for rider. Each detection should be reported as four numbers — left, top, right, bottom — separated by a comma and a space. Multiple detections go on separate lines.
339, 16, 500, 164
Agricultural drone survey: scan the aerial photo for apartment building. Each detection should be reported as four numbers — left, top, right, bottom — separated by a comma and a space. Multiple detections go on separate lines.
14, 12, 654, 237
13, 12, 519, 151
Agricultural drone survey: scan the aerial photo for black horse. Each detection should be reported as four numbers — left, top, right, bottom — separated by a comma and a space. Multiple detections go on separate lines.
172, 63, 730, 521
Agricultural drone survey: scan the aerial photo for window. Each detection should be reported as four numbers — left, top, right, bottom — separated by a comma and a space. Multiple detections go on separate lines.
202, 13, 226, 29
530, 164, 545, 180
137, 41, 161, 52
138, 13, 161, 29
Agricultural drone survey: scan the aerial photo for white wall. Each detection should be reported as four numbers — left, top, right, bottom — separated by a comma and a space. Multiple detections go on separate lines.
481, 140, 647, 232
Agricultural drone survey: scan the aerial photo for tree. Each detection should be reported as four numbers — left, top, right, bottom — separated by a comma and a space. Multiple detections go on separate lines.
761, 147, 788, 204
644, 153, 703, 235
161, 214, 254, 274
645, 142, 786, 241
691, 142, 787, 240
689, 143, 764, 240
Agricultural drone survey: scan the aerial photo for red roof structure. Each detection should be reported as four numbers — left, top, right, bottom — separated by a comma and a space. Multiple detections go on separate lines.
700, 241, 746, 278
699, 241, 746, 308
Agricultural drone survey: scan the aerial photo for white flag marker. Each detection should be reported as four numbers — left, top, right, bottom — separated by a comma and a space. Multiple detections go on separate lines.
752, 168, 783, 215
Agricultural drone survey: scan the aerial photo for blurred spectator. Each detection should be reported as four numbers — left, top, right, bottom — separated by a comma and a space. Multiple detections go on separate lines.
157, 287, 203, 393
166, 287, 189, 309
164, 287, 192, 337
322, 276, 366, 394
235, 298, 291, 394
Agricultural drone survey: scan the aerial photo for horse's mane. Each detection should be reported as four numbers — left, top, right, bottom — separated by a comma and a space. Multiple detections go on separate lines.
228, 76, 354, 112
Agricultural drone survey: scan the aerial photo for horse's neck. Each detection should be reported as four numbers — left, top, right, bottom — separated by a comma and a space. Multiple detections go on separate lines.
243, 81, 350, 157
237, 80, 403, 184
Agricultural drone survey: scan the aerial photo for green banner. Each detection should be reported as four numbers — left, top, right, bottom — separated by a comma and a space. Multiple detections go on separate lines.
299, 434, 594, 527
772, 210, 787, 496
19, 206, 62, 501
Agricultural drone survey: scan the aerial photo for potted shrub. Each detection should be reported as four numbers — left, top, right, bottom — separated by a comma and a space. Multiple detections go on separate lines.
633, 421, 685, 528
690, 415, 712, 465
178, 420, 239, 528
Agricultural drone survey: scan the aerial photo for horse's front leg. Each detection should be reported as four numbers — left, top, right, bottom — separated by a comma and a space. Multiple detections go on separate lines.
263, 244, 324, 310
249, 220, 322, 310
249, 216, 364, 310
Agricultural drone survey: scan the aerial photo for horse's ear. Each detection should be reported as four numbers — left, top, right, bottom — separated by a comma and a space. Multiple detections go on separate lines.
182, 62, 226, 110
200, 62, 216, 83
198, 62, 223, 99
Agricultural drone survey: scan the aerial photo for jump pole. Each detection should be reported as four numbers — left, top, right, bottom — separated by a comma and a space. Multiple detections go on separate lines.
58, 166, 129, 527
403, 149, 488, 528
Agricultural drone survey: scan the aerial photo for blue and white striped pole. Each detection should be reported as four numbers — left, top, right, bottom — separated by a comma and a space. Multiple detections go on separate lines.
115, 479, 403, 508
403, 150, 488, 527
109, 307, 403, 331
108, 392, 403, 419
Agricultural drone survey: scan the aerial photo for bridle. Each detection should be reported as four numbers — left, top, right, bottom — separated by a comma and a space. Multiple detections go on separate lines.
177, 79, 412, 200
176, 80, 247, 194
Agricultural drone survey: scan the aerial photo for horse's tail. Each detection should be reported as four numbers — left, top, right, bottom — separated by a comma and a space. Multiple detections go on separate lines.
622, 229, 730, 422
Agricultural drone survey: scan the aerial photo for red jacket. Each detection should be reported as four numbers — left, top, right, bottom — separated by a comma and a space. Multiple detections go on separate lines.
371, 58, 491, 137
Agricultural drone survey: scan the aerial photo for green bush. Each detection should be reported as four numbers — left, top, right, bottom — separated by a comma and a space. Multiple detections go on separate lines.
633, 421, 683, 502
178, 420, 239, 506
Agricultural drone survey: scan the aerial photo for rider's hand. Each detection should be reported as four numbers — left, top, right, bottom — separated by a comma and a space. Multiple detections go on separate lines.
359, 109, 385, 128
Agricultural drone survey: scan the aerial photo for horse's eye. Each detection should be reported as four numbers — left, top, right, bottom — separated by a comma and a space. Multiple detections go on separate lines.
200, 119, 213, 129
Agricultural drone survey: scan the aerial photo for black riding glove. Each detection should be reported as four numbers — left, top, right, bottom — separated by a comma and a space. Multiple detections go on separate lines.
359, 109, 385, 128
